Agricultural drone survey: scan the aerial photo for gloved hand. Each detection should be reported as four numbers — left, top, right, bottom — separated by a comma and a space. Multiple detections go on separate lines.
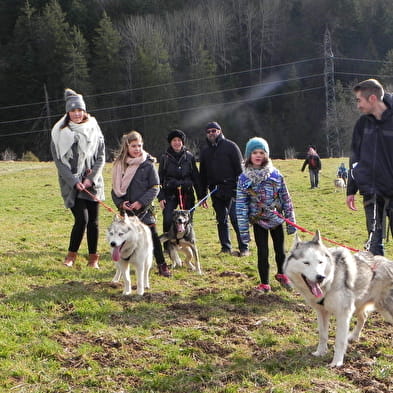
287, 225, 297, 235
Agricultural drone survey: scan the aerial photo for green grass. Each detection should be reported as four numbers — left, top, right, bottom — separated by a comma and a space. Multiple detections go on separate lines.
0, 159, 391, 393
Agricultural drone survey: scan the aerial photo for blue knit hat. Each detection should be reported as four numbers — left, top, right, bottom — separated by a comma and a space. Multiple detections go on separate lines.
245, 137, 270, 159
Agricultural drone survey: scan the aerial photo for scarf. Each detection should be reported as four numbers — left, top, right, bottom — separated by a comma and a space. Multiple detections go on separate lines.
244, 159, 274, 184
51, 114, 102, 175
112, 151, 148, 197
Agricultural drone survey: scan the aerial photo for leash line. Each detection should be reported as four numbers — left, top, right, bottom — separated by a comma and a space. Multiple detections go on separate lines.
245, 186, 359, 252
177, 186, 185, 210
82, 188, 118, 214
272, 210, 360, 252
188, 186, 218, 213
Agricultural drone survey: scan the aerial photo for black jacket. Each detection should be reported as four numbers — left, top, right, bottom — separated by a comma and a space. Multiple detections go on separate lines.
199, 133, 243, 198
158, 147, 203, 201
301, 154, 321, 171
348, 93, 393, 197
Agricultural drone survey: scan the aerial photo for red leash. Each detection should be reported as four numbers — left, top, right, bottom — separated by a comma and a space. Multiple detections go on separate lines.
82, 188, 117, 214
177, 186, 184, 210
273, 210, 360, 252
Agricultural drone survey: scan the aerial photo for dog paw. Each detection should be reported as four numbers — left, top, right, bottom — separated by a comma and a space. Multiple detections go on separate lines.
328, 360, 343, 368
348, 333, 359, 342
312, 349, 327, 357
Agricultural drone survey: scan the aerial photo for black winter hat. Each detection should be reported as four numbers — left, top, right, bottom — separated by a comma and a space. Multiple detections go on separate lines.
205, 121, 221, 130
167, 129, 186, 143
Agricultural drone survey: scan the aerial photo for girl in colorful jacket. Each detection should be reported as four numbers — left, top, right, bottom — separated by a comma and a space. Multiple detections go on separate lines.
236, 137, 296, 292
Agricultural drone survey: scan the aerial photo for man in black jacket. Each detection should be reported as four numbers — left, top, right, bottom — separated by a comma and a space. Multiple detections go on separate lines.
347, 78, 393, 255
199, 121, 249, 256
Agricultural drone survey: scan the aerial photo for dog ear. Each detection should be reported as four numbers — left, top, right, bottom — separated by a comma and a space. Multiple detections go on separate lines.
312, 230, 322, 244
292, 233, 301, 248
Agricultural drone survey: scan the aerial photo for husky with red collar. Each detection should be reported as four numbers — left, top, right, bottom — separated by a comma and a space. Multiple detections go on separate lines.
284, 231, 393, 367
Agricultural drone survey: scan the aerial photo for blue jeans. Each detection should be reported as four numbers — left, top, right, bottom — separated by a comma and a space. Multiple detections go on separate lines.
211, 194, 248, 252
309, 168, 319, 188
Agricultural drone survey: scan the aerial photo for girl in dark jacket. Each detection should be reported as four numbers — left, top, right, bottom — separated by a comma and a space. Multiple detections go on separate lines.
158, 130, 202, 245
111, 131, 171, 277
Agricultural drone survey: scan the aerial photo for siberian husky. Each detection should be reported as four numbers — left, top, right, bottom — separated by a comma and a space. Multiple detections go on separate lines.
334, 177, 346, 191
159, 210, 202, 274
284, 231, 393, 367
107, 214, 153, 295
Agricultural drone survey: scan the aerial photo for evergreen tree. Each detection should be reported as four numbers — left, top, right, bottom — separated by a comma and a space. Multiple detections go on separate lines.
91, 11, 121, 93
36, 0, 72, 99
91, 11, 122, 149
63, 25, 91, 94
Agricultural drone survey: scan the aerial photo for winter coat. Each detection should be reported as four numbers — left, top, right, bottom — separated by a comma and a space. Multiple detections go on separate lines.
348, 93, 393, 197
111, 156, 159, 225
301, 154, 321, 171
51, 116, 105, 209
157, 147, 203, 202
199, 133, 243, 199
236, 164, 296, 243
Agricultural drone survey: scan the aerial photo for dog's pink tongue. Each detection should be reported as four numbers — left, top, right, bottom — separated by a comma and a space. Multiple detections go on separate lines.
112, 246, 121, 262
311, 283, 323, 298
177, 223, 185, 233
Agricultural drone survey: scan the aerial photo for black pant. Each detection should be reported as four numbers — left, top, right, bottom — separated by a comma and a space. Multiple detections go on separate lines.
253, 224, 285, 285
363, 194, 393, 256
150, 224, 166, 266
69, 198, 99, 254
211, 194, 248, 252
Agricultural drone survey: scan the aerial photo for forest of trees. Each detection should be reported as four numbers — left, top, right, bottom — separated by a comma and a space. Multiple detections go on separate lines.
1, 0, 393, 160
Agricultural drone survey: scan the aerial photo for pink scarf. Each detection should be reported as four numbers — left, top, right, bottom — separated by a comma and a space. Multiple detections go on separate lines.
112, 151, 147, 197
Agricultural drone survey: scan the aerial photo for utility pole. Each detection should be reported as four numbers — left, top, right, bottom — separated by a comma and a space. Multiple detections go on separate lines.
324, 26, 340, 157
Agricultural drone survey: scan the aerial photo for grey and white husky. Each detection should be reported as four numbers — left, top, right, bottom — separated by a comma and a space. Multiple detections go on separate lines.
159, 210, 202, 274
284, 231, 393, 367
107, 214, 153, 296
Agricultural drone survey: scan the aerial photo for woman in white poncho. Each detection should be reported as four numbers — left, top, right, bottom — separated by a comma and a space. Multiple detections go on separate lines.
51, 88, 105, 269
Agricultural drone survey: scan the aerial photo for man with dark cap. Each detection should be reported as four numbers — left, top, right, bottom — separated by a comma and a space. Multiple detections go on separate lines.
158, 129, 203, 249
199, 121, 250, 256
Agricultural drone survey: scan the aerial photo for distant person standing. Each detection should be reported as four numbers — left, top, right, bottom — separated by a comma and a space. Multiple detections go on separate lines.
51, 88, 105, 269
347, 78, 393, 256
337, 162, 348, 186
301, 145, 321, 189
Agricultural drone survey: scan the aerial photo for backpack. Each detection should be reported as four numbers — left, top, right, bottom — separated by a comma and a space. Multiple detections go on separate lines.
309, 156, 318, 169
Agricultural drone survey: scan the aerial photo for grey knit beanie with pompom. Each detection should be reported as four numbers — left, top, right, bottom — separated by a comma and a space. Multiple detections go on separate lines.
64, 88, 86, 113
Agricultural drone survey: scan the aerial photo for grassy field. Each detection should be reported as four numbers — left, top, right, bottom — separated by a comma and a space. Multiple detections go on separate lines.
0, 159, 392, 393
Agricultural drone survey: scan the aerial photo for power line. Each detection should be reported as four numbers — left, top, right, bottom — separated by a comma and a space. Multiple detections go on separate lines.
0, 72, 325, 126
0, 57, 324, 111
0, 85, 324, 138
